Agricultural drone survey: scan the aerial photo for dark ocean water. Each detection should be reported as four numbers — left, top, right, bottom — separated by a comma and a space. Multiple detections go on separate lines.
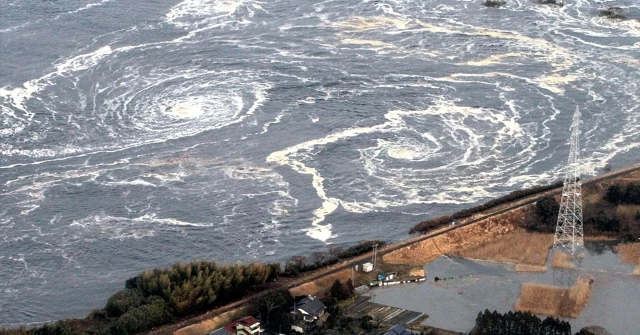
1, 0, 639, 326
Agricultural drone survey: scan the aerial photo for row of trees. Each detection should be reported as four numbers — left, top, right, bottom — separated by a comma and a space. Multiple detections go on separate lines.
474, 310, 571, 335
604, 183, 640, 205
603, 183, 640, 241
524, 189, 639, 240
99, 261, 281, 334
525, 195, 560, 232
124, 261, 280, 316
410, 181, 563, 234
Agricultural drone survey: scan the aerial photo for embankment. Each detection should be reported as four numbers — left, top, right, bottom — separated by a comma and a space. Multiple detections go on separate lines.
383, 207, 524, 265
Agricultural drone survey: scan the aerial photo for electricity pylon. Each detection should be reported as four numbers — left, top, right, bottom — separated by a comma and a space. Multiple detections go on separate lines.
553, 106, 584, 256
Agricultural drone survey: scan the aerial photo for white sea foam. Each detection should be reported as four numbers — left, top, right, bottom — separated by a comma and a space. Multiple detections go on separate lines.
331, 14, 578, 94
69, 212, 212, 240
464, 52, 523, 66
65, 0, 113, 16
341, 38, 395, 49
103, 179, 157, 188
267, 100, 527, 242
0, 21, 32, 34
166, 0, 264, 30
0, 64, 270, 162
2, 0, 114, 33
0, 45, 113, 116
170, 103, 204, 118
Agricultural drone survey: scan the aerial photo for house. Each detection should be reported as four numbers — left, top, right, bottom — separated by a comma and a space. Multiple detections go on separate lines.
383, 324, 414, 335
223, 316, 264, 335
377, 272, 397, 282
295, 295, 326, 322
362, 262, 374, 272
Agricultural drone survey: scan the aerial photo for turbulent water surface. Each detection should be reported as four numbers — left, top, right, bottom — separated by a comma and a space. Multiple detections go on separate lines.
1, 0, 639, 326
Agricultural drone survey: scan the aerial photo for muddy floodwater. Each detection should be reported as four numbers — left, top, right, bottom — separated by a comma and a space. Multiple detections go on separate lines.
370, 242, 639, 334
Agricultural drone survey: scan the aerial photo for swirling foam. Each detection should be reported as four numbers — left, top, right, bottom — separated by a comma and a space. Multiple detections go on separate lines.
267, 100, 528, 242
0, 53, 270, 160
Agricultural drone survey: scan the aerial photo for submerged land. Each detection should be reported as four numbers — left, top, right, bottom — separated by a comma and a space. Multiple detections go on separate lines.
2, 163, 639, 335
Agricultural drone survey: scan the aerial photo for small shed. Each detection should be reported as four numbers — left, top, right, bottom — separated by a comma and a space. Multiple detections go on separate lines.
362, 262, 373, 272
354, 285, 370, 295
377, 272, 397, 282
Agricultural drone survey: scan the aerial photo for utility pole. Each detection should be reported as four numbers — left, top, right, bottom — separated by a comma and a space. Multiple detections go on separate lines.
372, 243, 378, 269
351, 265, 355, 284
553, 106, 584, 256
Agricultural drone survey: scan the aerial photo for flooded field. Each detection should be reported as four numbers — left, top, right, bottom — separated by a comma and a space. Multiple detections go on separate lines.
370, 242, 639, 334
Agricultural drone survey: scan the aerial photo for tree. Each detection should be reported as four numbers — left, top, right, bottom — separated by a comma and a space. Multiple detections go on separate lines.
474, 310, 571, 335
345, 278, 355, 296
330, 279, 350, 301
105, 289, 142, 317
535, 196, 560, 230
284, 256, 308, 276
604, 183, 640, 205
575, 326, 613, 335
359, 315, 373, 331
625, 183, 640, 204
251, 289, 293, 332
108, 313, 138, 335
588, 216, 621, 232
32, 323, 73, 335
310, 251, 338, 268
604, 184, 624, 205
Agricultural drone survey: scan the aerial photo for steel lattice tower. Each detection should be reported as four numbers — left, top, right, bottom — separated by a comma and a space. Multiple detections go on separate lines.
553, 106, 584, 255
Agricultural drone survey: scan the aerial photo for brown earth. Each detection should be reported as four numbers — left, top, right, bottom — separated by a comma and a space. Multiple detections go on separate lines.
552, 251, 577, 269
515, 276, 593, 318
383, 206, 529, 265
614, 242, 640, 265
173, 307, 247, 335
409, 268, 426, 277
515, 264, 547, 272
614, 242, 640, 276
290, 268, 352, 297
457, 227, 554, 266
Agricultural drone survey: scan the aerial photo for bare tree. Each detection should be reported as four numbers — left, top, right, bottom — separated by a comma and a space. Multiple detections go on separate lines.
262, 295, 280, 325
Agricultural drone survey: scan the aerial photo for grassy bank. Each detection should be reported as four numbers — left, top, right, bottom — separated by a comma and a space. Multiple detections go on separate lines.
515, 277, 593, 318
457, 228, 553, 266
614, 242, 640, 276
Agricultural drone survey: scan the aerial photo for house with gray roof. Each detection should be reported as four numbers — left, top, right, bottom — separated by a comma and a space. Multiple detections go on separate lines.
294, 295, 326, 322
383, 324, 415, 335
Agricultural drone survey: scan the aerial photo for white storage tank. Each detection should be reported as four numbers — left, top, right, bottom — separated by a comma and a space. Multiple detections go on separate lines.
362, 262, 373, 272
